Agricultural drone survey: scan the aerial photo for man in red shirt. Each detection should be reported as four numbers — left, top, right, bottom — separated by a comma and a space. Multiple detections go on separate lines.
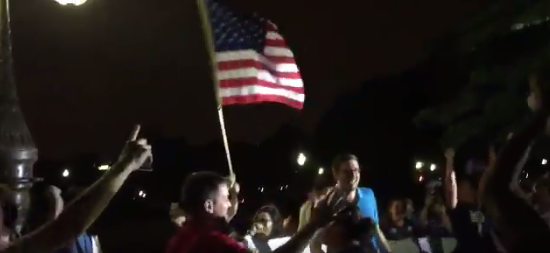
166, 171, 345, 253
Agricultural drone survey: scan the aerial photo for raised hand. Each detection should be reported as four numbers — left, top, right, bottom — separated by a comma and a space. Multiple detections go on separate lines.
310, 189, 352, 228
116, 125, 152, 172
444, 148, 455, 160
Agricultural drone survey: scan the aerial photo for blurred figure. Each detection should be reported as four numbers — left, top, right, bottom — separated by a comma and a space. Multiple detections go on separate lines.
244, 205, 285, 253
283, 215, 298, 236
298, 178, 332, 231
419, 194, 452, 237
381, 199, 420, 241
322, 206, 376, 253
443, 148, 494, 253
404, 199, 415, 221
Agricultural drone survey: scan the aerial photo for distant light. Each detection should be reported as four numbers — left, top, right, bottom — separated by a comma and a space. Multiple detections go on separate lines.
526, 173, 529, 178
430, 164, 436, 171
62, 169, 70, 178
284, 185, 288, 189
418, 176, 423, 182
259, 187, 264, 193
279, 186, 283, 191
53, 0, 88, 6
297, 153, 307, 166
318, 167, 324, 175
415, 162, 423, 169
98, 165, 110, 171
240, 199, 245, 203
543, 159, 547, 165
138, 190, 146, 198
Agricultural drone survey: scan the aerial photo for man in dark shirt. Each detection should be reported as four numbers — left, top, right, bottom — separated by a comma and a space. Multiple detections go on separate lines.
448, 178, 493, 253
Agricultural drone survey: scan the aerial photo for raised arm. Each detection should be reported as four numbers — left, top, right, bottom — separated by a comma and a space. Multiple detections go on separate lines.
5, 125, 152, 253
443, 148, 457, 209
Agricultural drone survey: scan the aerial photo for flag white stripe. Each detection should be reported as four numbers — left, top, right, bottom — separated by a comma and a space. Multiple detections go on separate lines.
264, 46, 294, 57
217, 68, 304, 87
216, 50, 299, 73
220, 85, 305, 102
266, 31, 284, 40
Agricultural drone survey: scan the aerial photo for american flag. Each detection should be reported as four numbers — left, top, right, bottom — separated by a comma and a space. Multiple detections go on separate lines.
204, 0, 305, 109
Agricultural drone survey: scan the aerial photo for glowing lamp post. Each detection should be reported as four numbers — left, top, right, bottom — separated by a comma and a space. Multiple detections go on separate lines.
297, 153, 306, 166
53, 0, 88, 6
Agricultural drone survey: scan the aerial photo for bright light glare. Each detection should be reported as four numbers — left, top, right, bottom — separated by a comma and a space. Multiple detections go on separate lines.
62, 169, 70, 177
260, 187, 264, 193
415, 162, 423, 169
54, 0, 88, 6
138, 190, 146, 198
280, 186, 283, 191
430, 164, 436, 171
318, 167, 324, 175
542, 159, 547, 165
418, 176, 423, 182
297, 153, 306, 166
98, 165, 110, 171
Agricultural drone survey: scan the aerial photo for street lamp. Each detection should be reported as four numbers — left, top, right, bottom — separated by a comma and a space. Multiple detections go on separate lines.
62, 169, 70, 178
415, 161, 423, 169
430, 164, 436, 171
318, 167, 324, 175
297, 153, 306, 166
53, 0, 88, 6
542, 159, 547, 165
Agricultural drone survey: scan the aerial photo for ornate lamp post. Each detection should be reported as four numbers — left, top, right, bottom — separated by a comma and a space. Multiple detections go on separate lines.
0, 0, 87, 235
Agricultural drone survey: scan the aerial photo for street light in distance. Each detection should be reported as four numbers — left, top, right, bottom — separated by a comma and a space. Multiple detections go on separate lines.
297, 153, 306, 166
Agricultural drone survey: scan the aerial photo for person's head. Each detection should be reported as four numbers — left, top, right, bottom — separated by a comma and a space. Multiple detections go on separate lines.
404, 199, 414, 216
252, 205, 283, 238
322, 207, 375, 251
387, 199, 405, 222
332, 154, 360, 192
179, 171, 231, 220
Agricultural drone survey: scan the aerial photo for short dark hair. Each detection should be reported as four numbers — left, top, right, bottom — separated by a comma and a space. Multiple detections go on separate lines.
179, 171, 228, 216
332, 154, 359, 171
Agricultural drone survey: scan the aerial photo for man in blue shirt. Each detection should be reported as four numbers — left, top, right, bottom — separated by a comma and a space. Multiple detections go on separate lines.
312, 154, 391, 253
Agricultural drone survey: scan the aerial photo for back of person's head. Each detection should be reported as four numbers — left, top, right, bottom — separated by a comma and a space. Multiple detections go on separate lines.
323, 206, 375, 250
179, 171, 228, 217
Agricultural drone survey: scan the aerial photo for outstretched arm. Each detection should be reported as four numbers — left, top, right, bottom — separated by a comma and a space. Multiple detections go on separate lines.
4, 126, 151, 253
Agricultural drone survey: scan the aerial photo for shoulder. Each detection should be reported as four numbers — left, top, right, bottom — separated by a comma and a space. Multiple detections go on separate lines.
357, 187, 375, 198
203, 231, 249, 253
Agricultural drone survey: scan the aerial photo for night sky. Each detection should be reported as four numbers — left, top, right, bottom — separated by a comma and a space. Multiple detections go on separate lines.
10, 0, 483, 158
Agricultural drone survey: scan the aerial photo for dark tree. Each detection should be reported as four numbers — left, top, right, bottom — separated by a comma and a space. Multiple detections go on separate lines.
415, 0, 550, 148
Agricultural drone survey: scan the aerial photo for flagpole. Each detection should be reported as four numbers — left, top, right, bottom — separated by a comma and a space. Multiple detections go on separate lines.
196, 0, 234, 177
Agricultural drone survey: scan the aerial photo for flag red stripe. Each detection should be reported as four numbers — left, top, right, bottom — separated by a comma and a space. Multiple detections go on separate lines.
219, 78, 304, 93
222, 94, 303, 109
265, 39, 287, 47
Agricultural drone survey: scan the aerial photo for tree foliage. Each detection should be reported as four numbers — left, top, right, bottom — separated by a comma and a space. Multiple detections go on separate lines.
415, 0, 550, 148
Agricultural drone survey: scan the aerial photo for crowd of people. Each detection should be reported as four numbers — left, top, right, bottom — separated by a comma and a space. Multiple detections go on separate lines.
1, 76, 550, 253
